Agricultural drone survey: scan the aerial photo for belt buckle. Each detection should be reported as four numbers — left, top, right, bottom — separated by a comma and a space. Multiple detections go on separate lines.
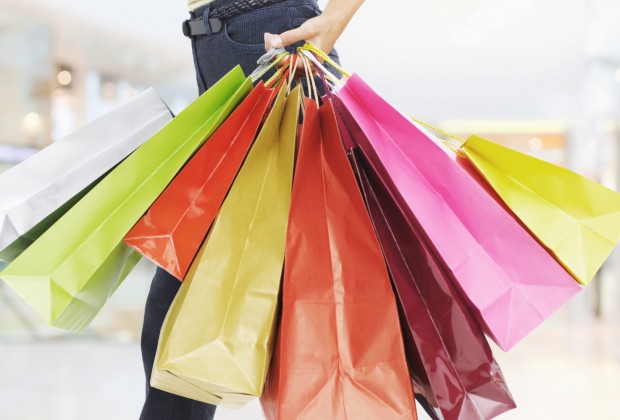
182, 19, 191, 37
181, 17, 222, 37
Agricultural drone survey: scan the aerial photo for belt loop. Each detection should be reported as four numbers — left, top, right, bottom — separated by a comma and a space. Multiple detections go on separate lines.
202, 4, 214, 37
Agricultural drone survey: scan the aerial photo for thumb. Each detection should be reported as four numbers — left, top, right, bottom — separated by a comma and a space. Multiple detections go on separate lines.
269, 26, 311, 48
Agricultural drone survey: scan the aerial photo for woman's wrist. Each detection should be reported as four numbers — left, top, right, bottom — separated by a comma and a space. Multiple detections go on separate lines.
311, 15, 341, 53
264, 0, 364, 54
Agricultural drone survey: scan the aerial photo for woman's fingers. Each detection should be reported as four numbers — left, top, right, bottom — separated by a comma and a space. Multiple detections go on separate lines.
263, 17, 326, 76
264, 32, 278, 53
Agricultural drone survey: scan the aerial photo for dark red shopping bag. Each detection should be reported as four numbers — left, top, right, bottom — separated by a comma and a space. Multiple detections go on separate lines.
260, 99, 417, 420
349, 145, 516, 420
124, 82, 275, 279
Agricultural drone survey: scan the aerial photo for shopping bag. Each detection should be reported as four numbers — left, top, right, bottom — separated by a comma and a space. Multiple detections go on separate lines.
459, 135, 620, 285
124, 82, 275, 280
151, 84, 300, 408
335, 75, 581, 351
0, 175, 101, 263
350, 146, 516, 420
0, 67, 251, 332
261, 99, 416, 420
0, 89, 172, 261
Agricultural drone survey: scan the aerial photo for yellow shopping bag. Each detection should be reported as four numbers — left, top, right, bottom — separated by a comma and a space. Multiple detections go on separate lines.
151, 84, 300, 408
460, 135, 620, 285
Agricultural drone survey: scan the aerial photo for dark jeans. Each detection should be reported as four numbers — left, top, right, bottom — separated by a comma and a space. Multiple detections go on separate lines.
139, 268, 214, 420
139, 1, 339, 419
190, 0, 339, 94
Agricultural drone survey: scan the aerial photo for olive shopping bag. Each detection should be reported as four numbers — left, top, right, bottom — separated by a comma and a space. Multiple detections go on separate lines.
151, 84, 299, 408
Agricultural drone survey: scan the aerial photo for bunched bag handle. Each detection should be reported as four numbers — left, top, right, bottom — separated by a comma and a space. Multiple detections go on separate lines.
298, 43, 468, 153
250, 47, 289, 82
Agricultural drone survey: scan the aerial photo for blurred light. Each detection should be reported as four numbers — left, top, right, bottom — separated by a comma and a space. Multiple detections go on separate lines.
125, 87, 138, 98
22, 112, 42, 137
528, 136, 543, 152
615, 68, 620, 82
23, 112, 40, 129
57, 70, 72, 86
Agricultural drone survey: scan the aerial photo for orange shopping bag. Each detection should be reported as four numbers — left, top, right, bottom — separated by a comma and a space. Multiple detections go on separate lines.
261, 99, 416, 420
124, 82, 275, 279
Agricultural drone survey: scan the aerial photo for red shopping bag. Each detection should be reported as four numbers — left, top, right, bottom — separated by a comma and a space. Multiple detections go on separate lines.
124, 82, 275, 279
261, 99, 416, 420
350, 146, 516, 420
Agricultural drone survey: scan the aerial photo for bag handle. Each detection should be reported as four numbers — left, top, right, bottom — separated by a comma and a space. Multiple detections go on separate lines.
286, 54, 298, 94
296, 44, 465, 153
250, 48, 289, 83
298, 49, 343, 89
298, 52, 320, 105
297, 43, 351, 79
265, 54, 301, 92
265, 55, 292, 89
409, 117, 466, 153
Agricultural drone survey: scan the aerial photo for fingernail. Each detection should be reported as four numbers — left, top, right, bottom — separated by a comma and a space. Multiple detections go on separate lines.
271, 35, 284, 48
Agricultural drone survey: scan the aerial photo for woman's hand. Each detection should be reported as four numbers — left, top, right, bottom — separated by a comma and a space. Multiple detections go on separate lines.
264, 14, 339, 56
263, 0, 364, 55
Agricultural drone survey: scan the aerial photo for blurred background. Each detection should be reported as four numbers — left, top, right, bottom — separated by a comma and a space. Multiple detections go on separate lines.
1, 0, 619, 419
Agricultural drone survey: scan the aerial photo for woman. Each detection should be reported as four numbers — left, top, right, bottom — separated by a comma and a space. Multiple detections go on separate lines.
139, 1, 364, 419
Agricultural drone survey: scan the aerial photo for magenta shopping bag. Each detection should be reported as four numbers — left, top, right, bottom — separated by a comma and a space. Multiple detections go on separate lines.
335, 75, 581, 351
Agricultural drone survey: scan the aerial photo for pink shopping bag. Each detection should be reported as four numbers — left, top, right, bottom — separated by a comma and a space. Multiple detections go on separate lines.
335, 74, 581, 351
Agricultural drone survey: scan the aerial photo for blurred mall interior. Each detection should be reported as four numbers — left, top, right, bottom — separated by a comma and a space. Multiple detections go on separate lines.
1, 0, 619, 419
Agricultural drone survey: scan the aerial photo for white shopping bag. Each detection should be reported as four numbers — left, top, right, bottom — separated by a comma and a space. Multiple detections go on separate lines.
0, 88, 172, 261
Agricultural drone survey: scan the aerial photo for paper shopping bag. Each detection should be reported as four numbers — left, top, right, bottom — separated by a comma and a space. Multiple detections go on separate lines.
151, 84, 299, 408
260, 99, 416, 420
124, 82, 275, 280
0, 67, 251, 332
0, 89, 172, 261
460, 135, 620, 285
335, 75, 581, 351
350, 146, 516, 420
0, 173, 102, 263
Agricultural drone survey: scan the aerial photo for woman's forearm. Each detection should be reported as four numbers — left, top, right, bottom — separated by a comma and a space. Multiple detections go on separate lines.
321, 0, 365, 43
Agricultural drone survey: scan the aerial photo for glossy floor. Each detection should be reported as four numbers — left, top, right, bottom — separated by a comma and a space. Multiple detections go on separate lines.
1, 261, 619, 420
1, 322, 619, 420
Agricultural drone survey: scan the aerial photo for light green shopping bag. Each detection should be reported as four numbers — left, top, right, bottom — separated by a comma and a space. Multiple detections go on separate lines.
0, 66, 252, 332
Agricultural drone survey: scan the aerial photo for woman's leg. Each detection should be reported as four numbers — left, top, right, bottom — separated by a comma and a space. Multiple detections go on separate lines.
139, 268, 217, 420
139, 2, 339, 419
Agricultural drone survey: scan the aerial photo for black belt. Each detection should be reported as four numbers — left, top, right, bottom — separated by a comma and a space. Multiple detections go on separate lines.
183, 0, 286, 37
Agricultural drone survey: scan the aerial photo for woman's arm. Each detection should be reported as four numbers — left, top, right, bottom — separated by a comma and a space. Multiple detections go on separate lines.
264, 0, 364, 54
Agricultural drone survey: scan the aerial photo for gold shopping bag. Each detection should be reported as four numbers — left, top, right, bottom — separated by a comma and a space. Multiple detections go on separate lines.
151, 84, 300, 408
